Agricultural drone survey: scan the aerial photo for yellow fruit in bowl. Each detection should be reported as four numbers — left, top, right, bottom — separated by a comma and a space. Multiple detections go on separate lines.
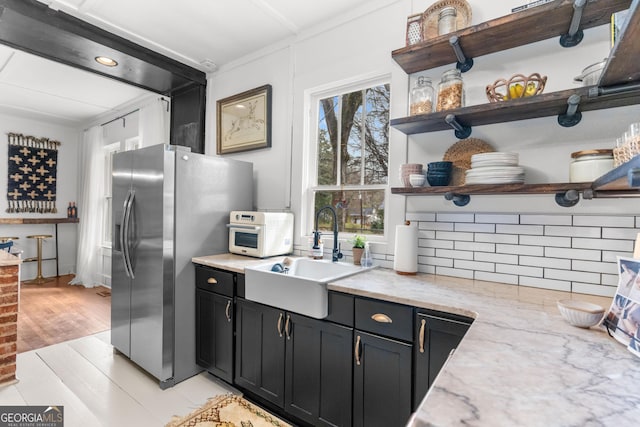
509, 83, 524, 99
524, 82, 537, 97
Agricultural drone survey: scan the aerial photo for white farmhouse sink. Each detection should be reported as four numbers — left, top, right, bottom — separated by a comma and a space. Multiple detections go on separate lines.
244, 258, 373, 318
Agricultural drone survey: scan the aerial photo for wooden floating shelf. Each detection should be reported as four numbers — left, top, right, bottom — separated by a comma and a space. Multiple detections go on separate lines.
392, 0, 632, 75
391, 182, 593, 196
390, 85, 640, 135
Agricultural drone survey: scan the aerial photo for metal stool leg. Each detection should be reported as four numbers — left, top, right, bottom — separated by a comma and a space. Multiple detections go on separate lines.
24, 234, 54, 285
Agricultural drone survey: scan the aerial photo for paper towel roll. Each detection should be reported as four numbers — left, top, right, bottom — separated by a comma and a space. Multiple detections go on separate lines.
394, 222, 418, 275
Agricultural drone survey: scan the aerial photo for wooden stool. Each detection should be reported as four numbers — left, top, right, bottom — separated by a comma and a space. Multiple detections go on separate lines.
25, 234, 54, 285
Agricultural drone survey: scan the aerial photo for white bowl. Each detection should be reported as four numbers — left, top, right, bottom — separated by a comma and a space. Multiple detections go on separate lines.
557, 299, 605, 328
409, 174, 425, 187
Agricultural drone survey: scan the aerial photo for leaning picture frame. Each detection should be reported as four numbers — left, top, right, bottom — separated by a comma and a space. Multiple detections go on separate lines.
216, 84, 272, 155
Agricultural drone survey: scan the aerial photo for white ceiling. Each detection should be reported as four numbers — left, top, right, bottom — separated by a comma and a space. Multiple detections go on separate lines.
0, 0, 380, 126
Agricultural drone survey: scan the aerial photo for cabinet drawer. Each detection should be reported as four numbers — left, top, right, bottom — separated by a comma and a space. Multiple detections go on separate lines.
195, 266, 234, 297
355, 298, 413, 342
325, 291, 354, 327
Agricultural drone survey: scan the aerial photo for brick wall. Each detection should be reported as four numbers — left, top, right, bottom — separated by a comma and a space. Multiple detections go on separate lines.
0, 264, 19, 385
408, 213, 640, 297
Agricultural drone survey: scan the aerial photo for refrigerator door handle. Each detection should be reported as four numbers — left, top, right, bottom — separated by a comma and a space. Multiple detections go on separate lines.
119, 190, 131, 278
122, 189, 135, 279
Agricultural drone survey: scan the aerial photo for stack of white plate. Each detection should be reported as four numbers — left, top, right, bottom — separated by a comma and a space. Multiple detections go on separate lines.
465, 152, 524, 184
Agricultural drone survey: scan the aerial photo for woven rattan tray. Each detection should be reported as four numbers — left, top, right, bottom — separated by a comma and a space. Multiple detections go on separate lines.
443, 138, 495, 185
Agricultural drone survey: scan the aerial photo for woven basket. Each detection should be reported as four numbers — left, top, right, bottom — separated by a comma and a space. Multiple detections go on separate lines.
443, 138, 495, 185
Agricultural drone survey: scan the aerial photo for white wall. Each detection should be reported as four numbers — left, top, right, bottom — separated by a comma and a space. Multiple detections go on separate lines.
0, 112, 80, 279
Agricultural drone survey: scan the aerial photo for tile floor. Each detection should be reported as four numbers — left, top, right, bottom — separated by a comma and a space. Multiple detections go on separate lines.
0, 331, 237, 427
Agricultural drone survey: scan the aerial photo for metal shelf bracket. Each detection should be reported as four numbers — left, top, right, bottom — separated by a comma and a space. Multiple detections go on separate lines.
557, 94, 582, 127
449, 36, 474, 72
444, 192, 471, 207
555, 189, 580, 207
445, 114, 472, 139
559, 0, 586, 47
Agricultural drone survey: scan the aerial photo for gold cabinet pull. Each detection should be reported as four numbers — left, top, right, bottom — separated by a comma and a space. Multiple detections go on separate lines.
285, 314, 291, 340
371, 313, 393, 323
419, 319, 426, 353
355, 335, 362, 366
207, 277, 218, 284
225, 301, 232, 322
277, 312, 284, 337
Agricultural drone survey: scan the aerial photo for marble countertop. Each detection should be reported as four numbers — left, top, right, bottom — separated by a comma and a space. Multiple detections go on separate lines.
193, 254, 640, 426
0, 250, 21, 267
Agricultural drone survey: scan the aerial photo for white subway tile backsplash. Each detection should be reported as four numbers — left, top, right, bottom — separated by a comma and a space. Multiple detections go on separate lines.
572, 260, 618, 274
410, 212, 630, 297
475, 271, 519, 285
572, 238, 633, 252
573, 215, 635, 228
435, 248, 474, 260
475, 233, 519, 244
545, 268, 601, 284
420, 256, 454, 267
496, 224, 543, 235
601, 274, 620, 287
474, 214, 519, 224
497, 244, 544, 256
435, 266, 474, 279
602, 227, 640, 239
455, 223, 496, 233
545, 247, 601, 261
519, 235, 571, 248
520, 276, 571, 292
476, 252, 518, 265
455, 241, 495, 253
418, 230, 436, 240
406, 212, 436, 222
519, 256, 571, 269
435, 231, 474, 241
436, 213, 475, 223
571, 283, 616, 297
454, 259, 494, 272
419, 238, 454, 249
520, 214, 572, 226
419, 222, 454, 231
496, 263, 542, 277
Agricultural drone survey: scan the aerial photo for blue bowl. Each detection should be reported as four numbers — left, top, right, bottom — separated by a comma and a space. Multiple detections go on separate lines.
427, 161, 453, 171
426, 171, 451, 186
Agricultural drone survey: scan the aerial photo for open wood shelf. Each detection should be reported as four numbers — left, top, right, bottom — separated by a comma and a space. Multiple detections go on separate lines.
592, 154, 640, 191
392, 0, 631, 74
391, 182, 592, 196
390, 85, 640, 135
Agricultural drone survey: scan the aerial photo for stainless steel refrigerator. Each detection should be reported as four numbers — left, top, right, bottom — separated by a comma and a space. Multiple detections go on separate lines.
111, 144, 252, 388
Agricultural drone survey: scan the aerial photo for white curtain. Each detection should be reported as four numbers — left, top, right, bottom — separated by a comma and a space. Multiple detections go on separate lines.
139, 97, 169, 147
70, 126, 105, 287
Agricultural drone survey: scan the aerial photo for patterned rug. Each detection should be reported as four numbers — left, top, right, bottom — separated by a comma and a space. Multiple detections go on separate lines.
165, 394, 292, 427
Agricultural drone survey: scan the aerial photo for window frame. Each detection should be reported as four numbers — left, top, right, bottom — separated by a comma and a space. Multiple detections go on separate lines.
303, 74, 391, 244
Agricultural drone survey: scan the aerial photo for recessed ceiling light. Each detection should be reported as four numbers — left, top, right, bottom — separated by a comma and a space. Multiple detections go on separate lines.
95, 56, 118, 67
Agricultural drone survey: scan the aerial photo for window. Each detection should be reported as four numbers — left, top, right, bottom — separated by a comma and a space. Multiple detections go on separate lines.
103, 137, 140, 246
310, 79, 390, 237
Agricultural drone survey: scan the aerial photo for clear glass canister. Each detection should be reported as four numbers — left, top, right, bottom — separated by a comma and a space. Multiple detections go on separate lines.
438, 7, 457, 35
436, 69, 465, 112
410, 76, 435, 115
569, 149, 614, 182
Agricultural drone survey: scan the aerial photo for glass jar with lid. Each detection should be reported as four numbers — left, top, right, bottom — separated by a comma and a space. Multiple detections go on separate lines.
436, 69, 465, 112
438, 6, 457, 35
410, 76, 435, 115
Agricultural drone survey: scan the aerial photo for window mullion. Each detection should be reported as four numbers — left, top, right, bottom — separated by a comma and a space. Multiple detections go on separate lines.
360, 88, 366, 186
336, 95, 342, 186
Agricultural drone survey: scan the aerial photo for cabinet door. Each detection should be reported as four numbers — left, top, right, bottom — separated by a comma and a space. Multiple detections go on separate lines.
353, 331, 412, 427
285, 313, 353, 427
413, 313, 471, 409
195, 289, 234, 383
235, 298, 286, 407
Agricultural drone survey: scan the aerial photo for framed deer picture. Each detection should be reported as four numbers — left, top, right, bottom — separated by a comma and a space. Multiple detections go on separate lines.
216, 84, 272, 154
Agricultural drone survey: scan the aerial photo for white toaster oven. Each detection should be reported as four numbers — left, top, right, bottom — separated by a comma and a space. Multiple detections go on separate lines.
228, 211, 294, 258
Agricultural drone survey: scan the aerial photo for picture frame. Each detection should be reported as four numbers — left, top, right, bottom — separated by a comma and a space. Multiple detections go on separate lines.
216, 84, 272, 155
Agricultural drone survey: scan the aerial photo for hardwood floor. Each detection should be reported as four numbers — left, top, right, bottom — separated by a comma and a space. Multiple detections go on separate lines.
18, 274, 111, 353
0, 331, 238, 427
